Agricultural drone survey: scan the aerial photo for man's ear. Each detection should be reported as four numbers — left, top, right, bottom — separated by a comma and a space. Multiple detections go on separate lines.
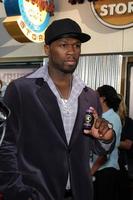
102, 97, 106, 103
100, 96, 106, 103
44, 44, 50, 56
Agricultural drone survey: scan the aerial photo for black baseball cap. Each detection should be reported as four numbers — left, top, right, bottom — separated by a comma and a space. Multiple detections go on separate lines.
45, 18, 91, 45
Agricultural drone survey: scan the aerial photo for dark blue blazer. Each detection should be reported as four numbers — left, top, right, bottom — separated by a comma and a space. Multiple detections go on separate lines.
0, 77, 113, 200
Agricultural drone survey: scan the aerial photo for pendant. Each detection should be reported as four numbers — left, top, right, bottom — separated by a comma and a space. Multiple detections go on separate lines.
61, 99, 71, 114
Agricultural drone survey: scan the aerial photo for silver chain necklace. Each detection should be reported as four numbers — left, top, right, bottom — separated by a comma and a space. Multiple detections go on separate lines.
55, 78, 72, 114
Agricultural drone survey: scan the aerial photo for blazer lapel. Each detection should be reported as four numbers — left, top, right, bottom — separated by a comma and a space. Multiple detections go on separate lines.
69, 88, 90, 147
36, 79, 68, 145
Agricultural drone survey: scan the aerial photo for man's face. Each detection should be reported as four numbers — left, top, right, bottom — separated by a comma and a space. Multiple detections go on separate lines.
44, 37, 81, 74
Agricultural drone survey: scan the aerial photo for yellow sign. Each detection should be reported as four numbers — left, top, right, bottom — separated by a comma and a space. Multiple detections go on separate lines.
3, 0, 54, 43
91, 0, 133, 29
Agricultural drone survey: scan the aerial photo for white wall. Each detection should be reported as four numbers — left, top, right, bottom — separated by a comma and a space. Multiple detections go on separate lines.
0, 0, 133, 60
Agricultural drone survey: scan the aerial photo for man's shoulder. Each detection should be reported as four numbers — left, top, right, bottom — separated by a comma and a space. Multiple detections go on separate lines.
80, 86, 100, 105
82, 86, 97, 96
8, 75, 38, 91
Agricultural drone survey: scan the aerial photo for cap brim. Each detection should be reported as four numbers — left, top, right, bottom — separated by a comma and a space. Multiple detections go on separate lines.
75, 33, 91, 43
47, 32, 91, 44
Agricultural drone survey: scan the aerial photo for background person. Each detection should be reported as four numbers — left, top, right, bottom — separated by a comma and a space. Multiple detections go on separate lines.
0, 18, 115, 200
118, 94, 133, 200
91, 85, 122, 200
0, 80, 10, 200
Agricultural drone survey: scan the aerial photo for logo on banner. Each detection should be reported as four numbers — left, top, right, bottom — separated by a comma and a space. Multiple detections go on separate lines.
91, 0, 133, 29
3, 0, 54, 43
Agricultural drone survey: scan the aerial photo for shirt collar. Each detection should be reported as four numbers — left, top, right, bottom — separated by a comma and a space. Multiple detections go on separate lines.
27, 63, 86, 89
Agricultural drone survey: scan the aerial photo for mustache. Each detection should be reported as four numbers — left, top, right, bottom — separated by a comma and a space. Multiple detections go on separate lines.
65, 55, 77, 61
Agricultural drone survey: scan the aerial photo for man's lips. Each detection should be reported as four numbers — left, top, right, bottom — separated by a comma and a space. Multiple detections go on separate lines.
65, 59, 76, 65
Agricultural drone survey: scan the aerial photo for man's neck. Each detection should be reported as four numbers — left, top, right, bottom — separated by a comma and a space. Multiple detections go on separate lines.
54, 77, 72, 100
48, 66, 73, 99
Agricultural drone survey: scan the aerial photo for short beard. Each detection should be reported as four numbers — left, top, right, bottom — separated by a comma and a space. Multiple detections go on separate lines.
59, 66, 76, 74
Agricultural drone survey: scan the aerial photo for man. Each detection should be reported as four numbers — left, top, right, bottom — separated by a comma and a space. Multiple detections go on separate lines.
0, 18, 115, 200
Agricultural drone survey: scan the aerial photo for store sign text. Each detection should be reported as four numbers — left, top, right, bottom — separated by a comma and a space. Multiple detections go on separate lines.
3, 0, 54, 43
91, 0, 133, 29
100, 2, 133, 16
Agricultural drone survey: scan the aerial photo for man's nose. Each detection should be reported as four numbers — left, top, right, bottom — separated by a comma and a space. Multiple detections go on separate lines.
67, 44, 75, 53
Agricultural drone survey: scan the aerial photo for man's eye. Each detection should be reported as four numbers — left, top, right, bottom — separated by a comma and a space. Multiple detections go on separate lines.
59, 43, 81, 49
75, 44, 81, 48
60, 44, 67, 48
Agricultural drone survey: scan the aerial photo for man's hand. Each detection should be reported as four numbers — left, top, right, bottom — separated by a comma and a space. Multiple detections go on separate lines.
83, 108, 113, 142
